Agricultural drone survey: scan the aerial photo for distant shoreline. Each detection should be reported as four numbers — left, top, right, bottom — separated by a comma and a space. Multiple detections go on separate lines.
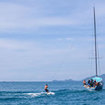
0, 74, 104, 83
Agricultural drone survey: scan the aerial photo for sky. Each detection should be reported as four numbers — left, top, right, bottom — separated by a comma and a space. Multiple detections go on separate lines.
0, 0, 105, 81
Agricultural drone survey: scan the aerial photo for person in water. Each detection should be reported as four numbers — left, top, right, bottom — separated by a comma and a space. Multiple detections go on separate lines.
44, 84, 49, 93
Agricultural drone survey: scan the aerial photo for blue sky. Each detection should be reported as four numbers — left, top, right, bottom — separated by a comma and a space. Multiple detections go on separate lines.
0, 0, 105, 81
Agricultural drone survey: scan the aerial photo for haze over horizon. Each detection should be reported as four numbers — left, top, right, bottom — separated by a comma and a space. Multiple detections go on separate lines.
0, 0, 105, 81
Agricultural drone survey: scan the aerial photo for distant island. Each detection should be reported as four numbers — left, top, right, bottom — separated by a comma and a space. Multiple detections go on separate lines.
83, 74, 105, 82
0, 74, 104, 83
51, 74, 105, 83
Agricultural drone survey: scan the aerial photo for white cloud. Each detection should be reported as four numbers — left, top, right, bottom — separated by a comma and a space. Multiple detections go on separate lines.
0, 37, 104, 81
0, 38, 84, 68
0, 2, 92, 33
0, 0, 105, 81
0, 39, 28, 50
57, 37, 73, 41
0, 1, 105, 33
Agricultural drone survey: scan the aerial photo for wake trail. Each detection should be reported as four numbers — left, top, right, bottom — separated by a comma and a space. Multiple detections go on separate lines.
25, 92, 55, 97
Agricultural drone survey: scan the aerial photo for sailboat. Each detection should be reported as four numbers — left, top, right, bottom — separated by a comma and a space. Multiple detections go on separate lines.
83, 7, 103, 91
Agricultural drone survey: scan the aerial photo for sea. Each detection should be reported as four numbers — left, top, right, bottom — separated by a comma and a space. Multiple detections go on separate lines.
0, 81, 105, 105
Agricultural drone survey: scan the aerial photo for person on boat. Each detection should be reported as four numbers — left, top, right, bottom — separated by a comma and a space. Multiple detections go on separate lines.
96, 82, 100, 86
90, 79, 94, 87
44, 84, 49, 93
88, 80, 91, 86
93, 80, 96, 87
83, 80, 86, 86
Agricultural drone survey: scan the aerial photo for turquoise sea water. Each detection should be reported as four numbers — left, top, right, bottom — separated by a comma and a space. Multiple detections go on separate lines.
0, 81, 105, 105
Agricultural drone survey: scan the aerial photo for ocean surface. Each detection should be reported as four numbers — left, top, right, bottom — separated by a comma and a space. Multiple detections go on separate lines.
0, 81, 105, 105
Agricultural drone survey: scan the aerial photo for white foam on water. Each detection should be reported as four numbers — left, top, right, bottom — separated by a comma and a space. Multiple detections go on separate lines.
26, 93, 42, 97
25, 92, 55, 97
47, 92, 55, 95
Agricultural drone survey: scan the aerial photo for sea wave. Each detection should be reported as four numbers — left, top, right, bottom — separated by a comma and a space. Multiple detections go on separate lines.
0, 89, 104, 101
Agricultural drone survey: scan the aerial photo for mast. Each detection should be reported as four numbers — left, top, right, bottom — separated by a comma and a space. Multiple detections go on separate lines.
93, 7, 98, 76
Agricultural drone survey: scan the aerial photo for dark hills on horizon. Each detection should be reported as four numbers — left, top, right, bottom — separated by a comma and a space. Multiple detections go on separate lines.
52, 74, 105, 83
0, 74, 104, 83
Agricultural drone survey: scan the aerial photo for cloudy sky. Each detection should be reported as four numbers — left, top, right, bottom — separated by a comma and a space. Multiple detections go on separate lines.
0, 0, 105, 81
